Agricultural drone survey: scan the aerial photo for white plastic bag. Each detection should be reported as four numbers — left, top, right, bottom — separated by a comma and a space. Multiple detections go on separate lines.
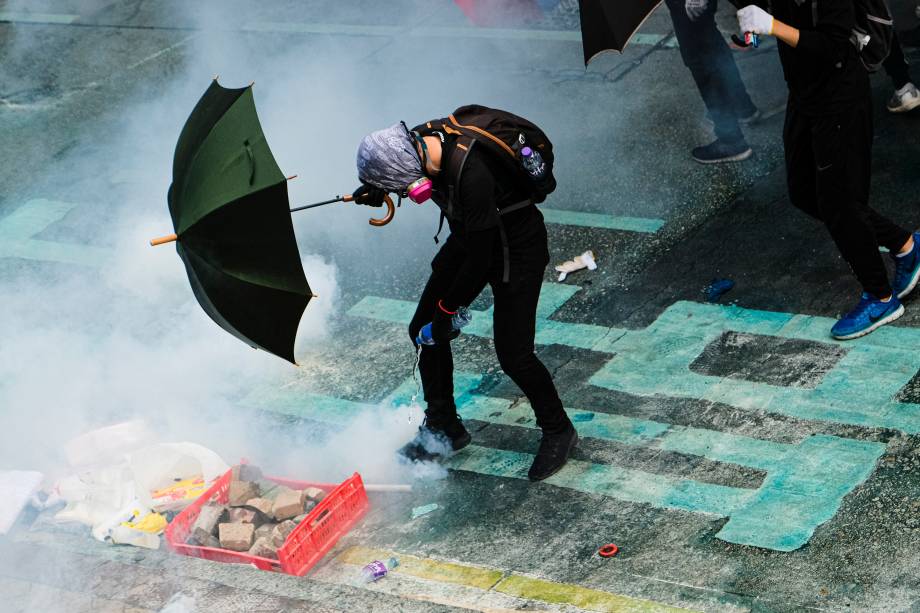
53, 465, 136, 527
128, 443, 228, 512
63, 420, 156, 469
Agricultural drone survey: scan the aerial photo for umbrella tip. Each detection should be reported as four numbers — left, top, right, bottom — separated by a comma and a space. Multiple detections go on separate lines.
249, 80, 255, 88
213, 74, 220, 82
312, 293, 319, 298
286, 174, 298, 181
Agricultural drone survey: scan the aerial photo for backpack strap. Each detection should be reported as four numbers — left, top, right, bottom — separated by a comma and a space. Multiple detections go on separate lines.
431, 135, 475, 244
445, 114, 517, 161
498, 199, 534, 216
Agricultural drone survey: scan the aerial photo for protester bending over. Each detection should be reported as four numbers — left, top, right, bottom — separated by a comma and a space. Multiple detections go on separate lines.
735, 0, 920, 338
666, 0, 760, 164
352, 113, 577, 480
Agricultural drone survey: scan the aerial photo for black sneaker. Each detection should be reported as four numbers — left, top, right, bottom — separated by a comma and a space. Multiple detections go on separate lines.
691, 139, 753, 164
528, 424, 578, 481
398, 419, 471, 462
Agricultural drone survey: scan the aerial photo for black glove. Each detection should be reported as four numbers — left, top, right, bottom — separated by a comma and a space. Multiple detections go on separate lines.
352, 184, 386, 207
431, 302, 460, 344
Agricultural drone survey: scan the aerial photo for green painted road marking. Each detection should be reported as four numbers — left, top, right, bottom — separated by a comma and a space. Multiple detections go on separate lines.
590, 300, 920, 433
351, 284, 920, 433
449, 444, 754, 515
349, 293, 623, 351
346, 284, 894, 549
339, 546, 698, 612
0, 12, 78, 24
247, 366, 884, 550
541, 208, 665, 233
0, 199, 108, 267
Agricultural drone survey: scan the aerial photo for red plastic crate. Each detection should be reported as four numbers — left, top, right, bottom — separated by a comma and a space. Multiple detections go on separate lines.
164, 469, 369, 576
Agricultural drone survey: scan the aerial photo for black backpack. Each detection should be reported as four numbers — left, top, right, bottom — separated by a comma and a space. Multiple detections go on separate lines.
851, 0, 894, 72
412, 105, 556, 282
799, 0, 894, 71
414, 105, 556, 205
792, 0, 894, 72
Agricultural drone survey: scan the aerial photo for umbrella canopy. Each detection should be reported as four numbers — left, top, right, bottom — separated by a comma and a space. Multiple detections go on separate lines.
577, 0, 662, 64
167, 80, 311, 364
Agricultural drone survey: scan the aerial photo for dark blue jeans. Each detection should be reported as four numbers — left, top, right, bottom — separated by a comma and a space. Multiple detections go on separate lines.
665, 0, 757, 144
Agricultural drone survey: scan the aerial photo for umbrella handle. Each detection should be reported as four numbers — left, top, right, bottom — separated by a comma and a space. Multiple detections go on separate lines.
150, 233, 178, 246
342, 193, 396, 227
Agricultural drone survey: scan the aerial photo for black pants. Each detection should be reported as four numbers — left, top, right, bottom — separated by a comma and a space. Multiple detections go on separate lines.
884, 33, 913, 90
784, 98, 910, 297
408, 240, 569, 434
664, 0, 757, 144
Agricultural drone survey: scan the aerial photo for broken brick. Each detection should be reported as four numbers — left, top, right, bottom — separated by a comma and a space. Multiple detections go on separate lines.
191, 503, 226, 544
254, 523, 276, 541
302, 487, 327, 503
272, 488, 303, 521
218, 522, 254, 552
227, 507, 266, 527
248, 536, 278, 560
271, 520, 297, 548
228, 480, 260, 506
245, 497, 274, 516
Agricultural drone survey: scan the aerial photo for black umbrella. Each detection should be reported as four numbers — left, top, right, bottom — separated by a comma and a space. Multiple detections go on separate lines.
150, 80, 394, 364
578, 0, 663, 64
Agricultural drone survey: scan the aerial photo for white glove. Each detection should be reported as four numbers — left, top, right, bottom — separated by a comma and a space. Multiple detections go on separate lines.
737, 5, 774, 35
685, 0, 708, 21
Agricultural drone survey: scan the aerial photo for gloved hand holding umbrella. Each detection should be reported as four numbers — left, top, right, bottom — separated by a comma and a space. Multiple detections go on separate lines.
149, 80, 396, 363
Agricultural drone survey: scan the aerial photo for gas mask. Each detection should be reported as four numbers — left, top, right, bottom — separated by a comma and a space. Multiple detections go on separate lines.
407, 177, 433, 203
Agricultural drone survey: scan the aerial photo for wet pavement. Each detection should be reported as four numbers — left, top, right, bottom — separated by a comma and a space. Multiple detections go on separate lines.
2, 0, 920, 611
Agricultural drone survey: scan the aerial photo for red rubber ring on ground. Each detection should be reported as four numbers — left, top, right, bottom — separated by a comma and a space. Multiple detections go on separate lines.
598, 544, 619, 558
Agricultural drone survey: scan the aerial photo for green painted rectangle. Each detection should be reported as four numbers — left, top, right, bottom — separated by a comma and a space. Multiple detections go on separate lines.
541, 208, 665, 233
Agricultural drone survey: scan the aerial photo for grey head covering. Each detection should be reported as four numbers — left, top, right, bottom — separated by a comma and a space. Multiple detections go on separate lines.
356, 122, 424, 193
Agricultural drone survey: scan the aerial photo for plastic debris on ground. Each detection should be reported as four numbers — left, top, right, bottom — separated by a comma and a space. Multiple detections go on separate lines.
361, 557, 399, 583
0, 470, 44, 534
410, 503, 439, 519
50, 421, 229, 549
704, 278, 735, 303
555, 250, 597, 282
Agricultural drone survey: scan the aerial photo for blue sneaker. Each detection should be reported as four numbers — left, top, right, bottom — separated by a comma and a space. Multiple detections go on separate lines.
831, 293, 904, 340
892, 233, 920, 299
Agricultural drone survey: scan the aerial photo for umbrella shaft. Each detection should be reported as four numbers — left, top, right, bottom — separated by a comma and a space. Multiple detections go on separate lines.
289, 196, 346, 213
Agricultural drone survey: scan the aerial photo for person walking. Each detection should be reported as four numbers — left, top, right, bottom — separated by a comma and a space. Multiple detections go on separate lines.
735, 0, 920, 339
666, 0, 760, 163
352, 112, 577, 480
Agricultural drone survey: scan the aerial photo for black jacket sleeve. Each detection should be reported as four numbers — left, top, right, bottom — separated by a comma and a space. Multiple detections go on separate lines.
442, 152, 500, 310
